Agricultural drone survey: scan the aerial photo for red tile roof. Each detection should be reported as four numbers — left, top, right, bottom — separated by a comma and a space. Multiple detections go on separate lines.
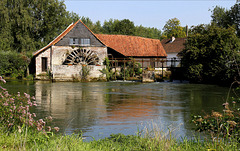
96, 34, 167, 57
33, 19, 167, 58
161, 38, 186, 53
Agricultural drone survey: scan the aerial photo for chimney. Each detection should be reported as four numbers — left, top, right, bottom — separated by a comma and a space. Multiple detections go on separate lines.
171, 36, 175, 42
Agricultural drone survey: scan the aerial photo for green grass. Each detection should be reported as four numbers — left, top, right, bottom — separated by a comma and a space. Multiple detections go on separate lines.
0, 127, 239, 151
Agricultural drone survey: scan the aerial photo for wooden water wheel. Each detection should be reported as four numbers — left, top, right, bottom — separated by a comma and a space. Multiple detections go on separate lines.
63, 48, 100, 65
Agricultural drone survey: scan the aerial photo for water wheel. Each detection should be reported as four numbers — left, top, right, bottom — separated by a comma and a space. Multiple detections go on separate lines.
63, 48, 100, 65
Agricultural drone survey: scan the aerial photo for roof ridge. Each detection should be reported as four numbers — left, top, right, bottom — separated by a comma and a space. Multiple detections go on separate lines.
96, 34, 161, 41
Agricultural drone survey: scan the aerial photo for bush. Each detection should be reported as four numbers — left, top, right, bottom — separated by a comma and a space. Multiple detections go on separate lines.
119, 59, 142, 80
0, 51, 30, 79
100, 58, 114, 81
181, 24, 240, 85
0, 76, 59, 133
192, 84, 240, 142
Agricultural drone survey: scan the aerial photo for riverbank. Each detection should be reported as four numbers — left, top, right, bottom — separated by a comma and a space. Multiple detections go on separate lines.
0, 128, 238, 151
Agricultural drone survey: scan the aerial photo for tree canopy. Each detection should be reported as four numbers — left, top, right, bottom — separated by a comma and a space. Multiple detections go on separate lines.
181, 24, 240, 85
0, 0, 79, 54
162, 18, 186, 39
211, 3, 240, 37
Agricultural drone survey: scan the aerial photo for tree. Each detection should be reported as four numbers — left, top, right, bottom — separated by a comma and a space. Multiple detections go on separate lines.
211, 6, 229, 28
0, 0, 78, 53
181, 24, 240, 85
162, 18, 186, 38
92, 21, 104, 34
114, 19, 135, 35
211, 3, 240, 37
102, 19, 117, 34
228, 3, 240, 37
135, 25, 162, 39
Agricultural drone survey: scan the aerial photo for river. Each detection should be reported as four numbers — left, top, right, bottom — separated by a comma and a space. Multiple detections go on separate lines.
3, 80, 230, 141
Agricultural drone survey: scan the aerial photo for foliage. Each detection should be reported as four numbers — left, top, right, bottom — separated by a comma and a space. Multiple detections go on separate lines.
0, 76, 59, 134
1, 126, 239, 150
181, 24, 240, 85
0, 76, 59, 133
135, 25, 162, 39
211, 3, 240, 37
102, 19, 135, 35
0, 51, 30, 79
0, 0, 79, 53
210, 6, 230, 29
80, 65, 90, 82
100, 58, 114, 81
192, 85, 240, 142
0, 0, 163, 54
81, 17, 162, 39
162, 18, 186, 38
119, 59, 142, 80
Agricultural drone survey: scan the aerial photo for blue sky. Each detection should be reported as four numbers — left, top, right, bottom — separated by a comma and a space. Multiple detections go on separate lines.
64, 0, 236, 30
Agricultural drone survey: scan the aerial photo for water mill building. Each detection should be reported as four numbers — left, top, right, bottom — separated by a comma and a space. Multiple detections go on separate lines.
33, 19, 167, 81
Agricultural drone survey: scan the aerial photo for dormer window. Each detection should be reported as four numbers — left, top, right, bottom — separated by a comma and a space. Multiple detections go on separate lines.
70, 38, 79, 45
80, 38, 90, 46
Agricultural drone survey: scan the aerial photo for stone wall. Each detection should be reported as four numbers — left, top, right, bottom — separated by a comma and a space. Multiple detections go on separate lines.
52, 65, 105, 81
35, 46, 107, 81
35, 47, 51, 79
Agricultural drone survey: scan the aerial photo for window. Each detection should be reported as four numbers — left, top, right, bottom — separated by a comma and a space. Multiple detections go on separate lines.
42, 57, 48, 72
70, 38, 79, 45
80, 38, 90, 46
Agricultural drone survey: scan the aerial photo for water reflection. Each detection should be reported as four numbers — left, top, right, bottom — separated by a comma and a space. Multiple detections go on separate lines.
4, 80, 230, 140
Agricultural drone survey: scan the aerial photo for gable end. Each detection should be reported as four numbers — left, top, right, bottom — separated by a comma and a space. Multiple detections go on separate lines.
55, 21, 104, 47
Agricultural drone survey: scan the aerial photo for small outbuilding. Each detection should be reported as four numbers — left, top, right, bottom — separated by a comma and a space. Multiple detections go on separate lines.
161, 37, 186, 67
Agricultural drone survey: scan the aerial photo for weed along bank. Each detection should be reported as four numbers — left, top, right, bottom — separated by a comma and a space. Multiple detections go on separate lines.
33, 19, 167, 81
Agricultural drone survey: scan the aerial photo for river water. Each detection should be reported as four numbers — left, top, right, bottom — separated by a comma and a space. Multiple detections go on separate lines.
3, 80, 230, 140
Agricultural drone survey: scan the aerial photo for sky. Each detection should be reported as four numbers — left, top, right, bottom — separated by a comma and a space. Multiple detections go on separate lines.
64, 0, 237, 30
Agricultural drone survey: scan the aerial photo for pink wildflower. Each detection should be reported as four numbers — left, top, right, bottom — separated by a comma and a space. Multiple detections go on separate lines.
24, 93, 30, 99
0, 76, 6, 83
3, 102, 8, 106
33, 101, 37, 106
8, 123, 13, 127
37, 124, 43, 131
39, 119, 46, 126
47, 126, 51, 132
1, 87, 7, 91
31, 96, 36, 100
17, 92, 20, 97
54, 127, 60, 132
32, 113, 36, 117
29, 121, 33, 127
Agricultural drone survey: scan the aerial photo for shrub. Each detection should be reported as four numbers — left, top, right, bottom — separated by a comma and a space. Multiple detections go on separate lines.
192, 84, 240, 142
0, 76, 59, 134
119, 59, 142, 80
100, 58, 114, 81
0, 51, 30, 79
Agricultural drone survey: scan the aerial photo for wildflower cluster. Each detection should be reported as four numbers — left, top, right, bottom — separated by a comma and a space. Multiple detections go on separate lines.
0, 76, 59, 133
192, 96, 240, 141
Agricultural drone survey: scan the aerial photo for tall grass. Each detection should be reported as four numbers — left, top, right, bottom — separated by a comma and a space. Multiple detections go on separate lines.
1, 126, 239, 151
